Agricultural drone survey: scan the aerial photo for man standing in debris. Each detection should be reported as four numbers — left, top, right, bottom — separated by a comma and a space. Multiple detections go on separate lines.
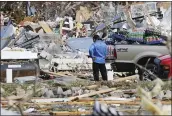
89, 34, 108, 81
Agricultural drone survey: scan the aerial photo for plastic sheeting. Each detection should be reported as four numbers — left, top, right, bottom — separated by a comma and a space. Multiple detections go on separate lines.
66, 37, 93, 53
159, 7, 171, 31
15, 31, 39, 45
1, 24, 15, 50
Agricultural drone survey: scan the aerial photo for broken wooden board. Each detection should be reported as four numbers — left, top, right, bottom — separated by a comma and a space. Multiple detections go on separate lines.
78, 98, 172, 103
112, 75, 138, 83
41, 70, 75, 77
2, 100, 171, 108
31, 98, 69, 103
68, 88, 116, 101
38, 21, 53, 33
84, 84, 100, 90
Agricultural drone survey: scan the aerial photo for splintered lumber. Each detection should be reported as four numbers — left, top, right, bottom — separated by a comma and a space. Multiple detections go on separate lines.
31, 98, 68, 103
68, 88, 116, 101
50, 109, 149, 116
38, 21, 53, 33
1, 96, 23, 101
42, 70, 73, 77
2, 100, 171, 108
84, 85, 100, 90
112, 75, 138, 83
50, 111, 92, 116
78, 97, 171, 102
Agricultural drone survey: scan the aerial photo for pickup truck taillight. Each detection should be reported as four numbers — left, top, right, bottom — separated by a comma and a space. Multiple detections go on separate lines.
107, 45, 116, 60
114, 48, 117, 58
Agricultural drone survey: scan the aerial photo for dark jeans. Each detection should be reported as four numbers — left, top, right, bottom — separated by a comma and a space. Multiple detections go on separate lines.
93, 62, 107, 81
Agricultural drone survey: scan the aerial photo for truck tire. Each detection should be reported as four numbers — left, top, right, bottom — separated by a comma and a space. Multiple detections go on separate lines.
139, 63, 157, 81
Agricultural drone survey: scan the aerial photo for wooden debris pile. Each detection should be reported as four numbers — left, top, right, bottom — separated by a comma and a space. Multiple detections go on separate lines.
1, 74, 171, 115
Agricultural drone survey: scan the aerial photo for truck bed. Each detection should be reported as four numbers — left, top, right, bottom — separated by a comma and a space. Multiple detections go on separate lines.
110, 44, 169, 72
115, 44, 169, 63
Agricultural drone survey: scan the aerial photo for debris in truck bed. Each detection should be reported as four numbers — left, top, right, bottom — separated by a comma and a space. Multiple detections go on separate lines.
1, 1, 171, 115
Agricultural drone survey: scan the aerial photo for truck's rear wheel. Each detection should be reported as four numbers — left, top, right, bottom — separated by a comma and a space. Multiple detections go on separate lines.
139, 63, 157, 81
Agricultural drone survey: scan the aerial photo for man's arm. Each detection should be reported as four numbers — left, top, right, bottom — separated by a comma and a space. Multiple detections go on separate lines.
105, 44, 108, 58
89, 44, 94, 58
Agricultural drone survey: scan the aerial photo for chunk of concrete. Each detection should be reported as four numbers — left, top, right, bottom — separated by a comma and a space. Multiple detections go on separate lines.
71, 87, 80, 92
16, 87, 25, 96
77, 89, 84, 95
90, 90, 96, 93
39, 59, 51, 70
98, 86, 109, 91
40, 50, 53, 61
102, 94, 109, 98
122, 94, 130, 98
83, 89, 90, 94
44, 90, 55, 98
164, 90, 171, 99
109, 107, 117, 115
42, 88, 49, 95
155, 91, 164, 100
100, 103, 108, 114
97, 94, 103, 98
46, 42, 62, 55
57, 87, 63, 95
63, 89, 72, 96
109, 91, 123, 97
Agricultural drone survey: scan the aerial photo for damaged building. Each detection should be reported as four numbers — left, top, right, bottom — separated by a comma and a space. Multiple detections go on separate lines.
0, 1, 171, 116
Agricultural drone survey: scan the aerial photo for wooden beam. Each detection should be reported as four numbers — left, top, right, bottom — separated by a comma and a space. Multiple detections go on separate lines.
78, 98, 171, 103
50, 111, 92, 116
2, 99, 171, 107
84, 84, 100, 90
112, 75, 138, 83
41, 70, 74, 77
68, 88, 116, 101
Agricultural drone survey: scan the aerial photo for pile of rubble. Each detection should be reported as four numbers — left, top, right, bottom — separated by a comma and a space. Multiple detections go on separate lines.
1, 76, 171, 115
1, 1, 171, 116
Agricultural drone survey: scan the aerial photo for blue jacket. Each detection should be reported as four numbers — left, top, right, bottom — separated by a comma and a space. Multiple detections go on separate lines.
89, 40, 107, 64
